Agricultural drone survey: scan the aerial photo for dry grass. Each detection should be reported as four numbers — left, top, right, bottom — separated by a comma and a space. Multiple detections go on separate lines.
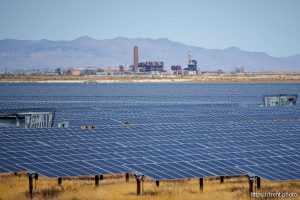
0, 174, 299, 200
1, 74, 300, 83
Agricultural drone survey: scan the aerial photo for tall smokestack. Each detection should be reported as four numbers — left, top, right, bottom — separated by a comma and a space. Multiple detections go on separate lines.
134, 46, 138, 71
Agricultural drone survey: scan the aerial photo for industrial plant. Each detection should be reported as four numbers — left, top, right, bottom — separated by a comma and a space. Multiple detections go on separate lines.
131, 46, 165, 73
170, 50, 198, 75
132, 46, 198, 75
4, 44, 299, 83
3, 45, 270, 78
51, 46, 199, 76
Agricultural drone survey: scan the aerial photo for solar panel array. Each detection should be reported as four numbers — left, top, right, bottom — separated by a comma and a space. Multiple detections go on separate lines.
0, 83, 300, 181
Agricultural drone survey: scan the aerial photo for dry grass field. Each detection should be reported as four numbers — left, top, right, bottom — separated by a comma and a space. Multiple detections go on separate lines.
1, 74, 300, 83
0, 173, 299, 200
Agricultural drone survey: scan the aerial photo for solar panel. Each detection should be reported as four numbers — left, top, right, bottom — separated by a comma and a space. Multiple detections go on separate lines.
0, 83, 300, 182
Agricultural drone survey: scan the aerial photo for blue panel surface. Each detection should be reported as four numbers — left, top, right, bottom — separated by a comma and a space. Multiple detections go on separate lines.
0, 83, 300, 181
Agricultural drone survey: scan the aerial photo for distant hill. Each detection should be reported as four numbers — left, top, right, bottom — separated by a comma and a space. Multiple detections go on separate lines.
0, 36, 300, 72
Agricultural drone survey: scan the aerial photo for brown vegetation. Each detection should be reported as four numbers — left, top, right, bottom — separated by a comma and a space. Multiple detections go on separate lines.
1, 74, 300, 83
0, 173, 299, 200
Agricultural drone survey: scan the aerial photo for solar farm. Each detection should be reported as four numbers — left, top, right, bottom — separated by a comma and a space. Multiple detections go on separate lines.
0, 82, 300, 198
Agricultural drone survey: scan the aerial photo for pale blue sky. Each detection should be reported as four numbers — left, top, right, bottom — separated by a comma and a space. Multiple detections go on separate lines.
0, 0, 299, 57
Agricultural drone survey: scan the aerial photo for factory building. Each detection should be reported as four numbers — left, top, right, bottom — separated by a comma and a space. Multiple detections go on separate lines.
132, 46, 165, 73
12, 69, 42, 76
233, 66, 245, 74
134, 46, 139, 72
171, 65, 183, 75
97, 66, 125, 75
55, 68, 70, 75
56, 67, 104, 76
187, 60, 197, 71
184, 50, 198, 75
71, 68, 81, 76
138, 61, 164, 73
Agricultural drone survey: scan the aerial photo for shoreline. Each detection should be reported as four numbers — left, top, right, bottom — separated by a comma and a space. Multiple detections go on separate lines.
1, 74, 300, 83
1, 80, 300, 84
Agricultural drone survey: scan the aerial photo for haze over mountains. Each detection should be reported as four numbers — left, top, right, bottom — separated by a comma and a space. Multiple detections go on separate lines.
0, 36, 299, 72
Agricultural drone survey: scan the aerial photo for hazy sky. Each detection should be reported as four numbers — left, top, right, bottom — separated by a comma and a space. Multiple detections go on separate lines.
0, 0, 300, 57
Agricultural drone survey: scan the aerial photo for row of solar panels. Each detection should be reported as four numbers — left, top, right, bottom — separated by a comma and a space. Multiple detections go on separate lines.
1, 120, 299, 181
1, 83, 300, 182
1, 103, 300, 128
1, 83, 299, 95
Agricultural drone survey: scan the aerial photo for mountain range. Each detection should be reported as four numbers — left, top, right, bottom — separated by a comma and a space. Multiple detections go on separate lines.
0, 36, 299, 72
